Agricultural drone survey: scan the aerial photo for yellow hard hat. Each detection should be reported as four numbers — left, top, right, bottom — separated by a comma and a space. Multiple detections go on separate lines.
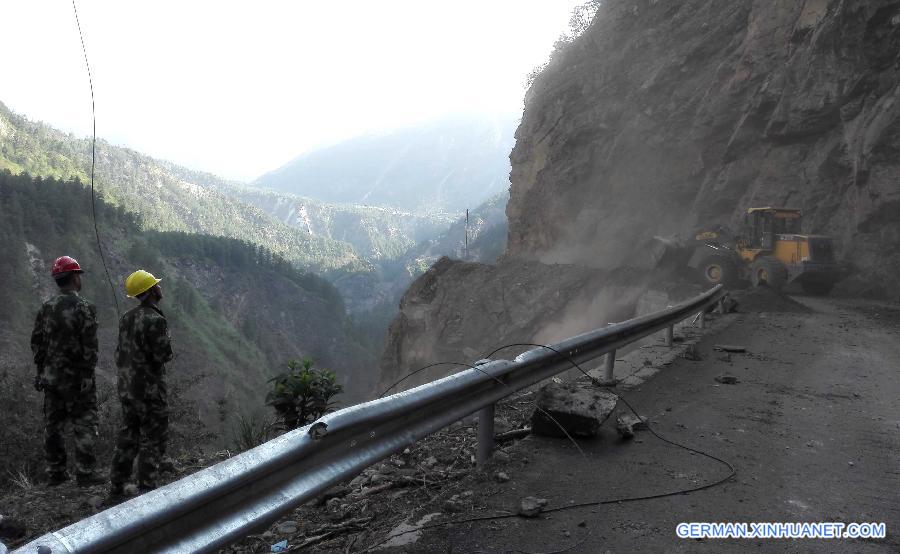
125, 270, 162, 298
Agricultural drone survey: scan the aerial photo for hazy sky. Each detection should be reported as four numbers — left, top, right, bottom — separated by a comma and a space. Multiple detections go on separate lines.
2, 1, 584, 180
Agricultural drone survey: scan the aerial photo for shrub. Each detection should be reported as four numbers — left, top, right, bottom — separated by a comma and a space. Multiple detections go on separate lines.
231, 411, 278, 452
265, 359, 343, 431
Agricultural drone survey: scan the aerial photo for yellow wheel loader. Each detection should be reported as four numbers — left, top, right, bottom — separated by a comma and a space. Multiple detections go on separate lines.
659, 208, 850, 295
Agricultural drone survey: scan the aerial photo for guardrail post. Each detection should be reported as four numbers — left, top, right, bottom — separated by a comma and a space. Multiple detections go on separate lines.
603, 350, 615, 382
477, 403, 495, 468
718, 297, 726, 314
665, 325, 674, 347
698, 310, 706, 329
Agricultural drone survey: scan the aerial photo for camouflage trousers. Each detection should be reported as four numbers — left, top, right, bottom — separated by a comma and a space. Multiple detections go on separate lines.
110, 376, 168, 489
43, 381, 98, 478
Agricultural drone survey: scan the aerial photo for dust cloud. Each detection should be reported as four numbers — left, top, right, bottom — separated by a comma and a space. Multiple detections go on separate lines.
533, 284, 646, 345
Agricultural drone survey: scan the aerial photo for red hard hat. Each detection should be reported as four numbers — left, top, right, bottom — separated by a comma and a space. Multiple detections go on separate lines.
51, 256, 85, 276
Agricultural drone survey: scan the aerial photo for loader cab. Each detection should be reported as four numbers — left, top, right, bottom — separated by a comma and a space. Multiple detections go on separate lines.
744, 207, 802, 250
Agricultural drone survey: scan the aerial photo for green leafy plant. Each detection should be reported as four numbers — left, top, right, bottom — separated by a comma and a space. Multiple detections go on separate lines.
265, 359, 343, 431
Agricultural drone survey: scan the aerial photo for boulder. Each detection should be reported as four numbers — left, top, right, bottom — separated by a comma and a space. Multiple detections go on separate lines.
276, 521, 299, 534
615, 413, 648, 439
518, 496, 548, 518
715, 374, 740, 385
531, 381, 618, 438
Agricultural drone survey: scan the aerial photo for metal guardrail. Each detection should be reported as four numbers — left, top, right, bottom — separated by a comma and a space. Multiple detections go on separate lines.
17, 285, 726, 553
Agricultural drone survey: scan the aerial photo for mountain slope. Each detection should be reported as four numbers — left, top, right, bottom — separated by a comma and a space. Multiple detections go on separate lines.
225, 186, 456, 261
0, 171, 375, 484
254, 113, 518, 213
0, 102, 359, 272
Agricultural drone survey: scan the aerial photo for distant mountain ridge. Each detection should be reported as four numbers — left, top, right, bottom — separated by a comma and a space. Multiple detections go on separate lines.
224, 186, 456, 261
253, 113, 518, 213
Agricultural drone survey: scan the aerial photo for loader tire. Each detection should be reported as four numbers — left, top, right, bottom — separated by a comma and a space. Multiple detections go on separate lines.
697, 256, 737, 286
750, 256, 787, 290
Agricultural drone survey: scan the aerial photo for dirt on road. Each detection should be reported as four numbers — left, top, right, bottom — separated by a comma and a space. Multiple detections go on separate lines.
395, 291, 900, 552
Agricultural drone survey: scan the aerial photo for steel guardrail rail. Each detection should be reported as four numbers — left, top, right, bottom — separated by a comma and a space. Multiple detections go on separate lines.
17, 285, 726, 553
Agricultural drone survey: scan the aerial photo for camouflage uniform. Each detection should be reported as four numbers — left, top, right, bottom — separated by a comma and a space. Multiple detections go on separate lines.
110, 304, 174, 489
30, 291, 99, 480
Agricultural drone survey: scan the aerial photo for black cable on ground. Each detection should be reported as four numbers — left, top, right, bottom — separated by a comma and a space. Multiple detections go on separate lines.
359, 340, 736, 553
71, 0, 121, 319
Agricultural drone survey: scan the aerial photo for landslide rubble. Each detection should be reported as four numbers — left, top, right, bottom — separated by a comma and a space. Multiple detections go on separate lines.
377, 257, 646, 394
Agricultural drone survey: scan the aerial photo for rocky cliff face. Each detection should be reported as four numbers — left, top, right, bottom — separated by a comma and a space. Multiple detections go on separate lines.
508, 0, 900, 296
379, 0, 900, 391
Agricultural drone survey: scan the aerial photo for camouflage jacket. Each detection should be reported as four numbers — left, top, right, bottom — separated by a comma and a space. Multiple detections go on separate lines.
115, 304, 174, 383
31, 291, 99, 388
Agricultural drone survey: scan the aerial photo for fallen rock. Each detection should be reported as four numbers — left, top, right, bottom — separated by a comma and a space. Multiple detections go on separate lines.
531, 381, 618, 438
86, 495, 105, 510
518, 496, 548, 517
276, 521, 299, 534
714, 344, 747, 353
495, 472, 510, 483
615, 413, 648, 439
317, 485, 350, 505
349, 474, 368, 488
369, 473, 390, 485
443, 499, 465, 513
715, 374, 739, 385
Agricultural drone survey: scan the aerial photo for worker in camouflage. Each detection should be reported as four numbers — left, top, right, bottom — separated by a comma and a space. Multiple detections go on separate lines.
30, 255, 103, 486
110, 270, 174, 494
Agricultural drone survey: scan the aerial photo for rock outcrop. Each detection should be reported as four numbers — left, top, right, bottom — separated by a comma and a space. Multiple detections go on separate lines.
509, 0, 900, 297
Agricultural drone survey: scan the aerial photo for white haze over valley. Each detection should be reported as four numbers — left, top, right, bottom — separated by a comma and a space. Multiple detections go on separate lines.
2, 1, 584, 181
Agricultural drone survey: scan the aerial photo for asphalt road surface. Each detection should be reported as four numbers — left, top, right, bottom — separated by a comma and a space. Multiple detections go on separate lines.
403, 294, 900, 553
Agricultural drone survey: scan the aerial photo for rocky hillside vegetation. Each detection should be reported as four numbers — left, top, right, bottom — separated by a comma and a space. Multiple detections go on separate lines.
0, 102, 365, 272
227, 186, 455, 262
379, 0, 900, 389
